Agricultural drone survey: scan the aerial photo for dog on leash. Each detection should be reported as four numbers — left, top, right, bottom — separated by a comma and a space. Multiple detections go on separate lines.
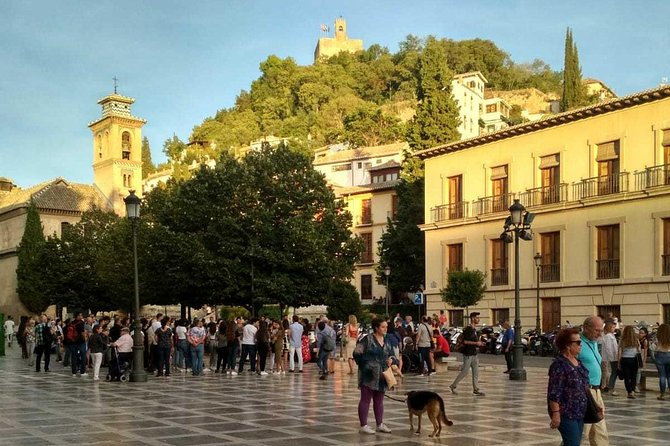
406, 390, 453, 437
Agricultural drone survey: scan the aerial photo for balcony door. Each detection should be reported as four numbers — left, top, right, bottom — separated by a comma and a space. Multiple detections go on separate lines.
540, 232, 560, 282
491, 239, 508, 285
542, 298, 561, 332
596, 141, 620, 195
597, 225, 620, 279
491, 165, 508, 212
540, 154, 560, 204
448, 175, 462, 218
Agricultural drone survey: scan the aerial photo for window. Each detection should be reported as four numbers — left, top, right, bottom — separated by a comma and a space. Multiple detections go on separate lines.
361, 199, 372, 225
448, 175, 463, 218
596, 305, 620, 322
448, 310, 464, 327
121, 131, 131, 160
360, 233, 373, 263
664, 130, 670, 185
664, 304, 670, 324
596, 141, 620, 195
596, 224, 620, 279
491, 239, 508, 285
361, 275, 372, 300
391, 195, 398, 220
491, 308, 509, 326
663, 218, 670, 276
540, 232, 560, 282
491, 165, 508, 212
357, 162, 362, 169
60, 222, 71, 237
127, 174, 132, 189
540, 154, 560, 204
447, 243, 463, 272
486, 103, 497, 113
332, 163, 351, 172
122, 174, 126, 187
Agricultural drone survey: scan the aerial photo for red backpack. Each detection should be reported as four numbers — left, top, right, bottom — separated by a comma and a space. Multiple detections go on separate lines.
65, 322, 78, 342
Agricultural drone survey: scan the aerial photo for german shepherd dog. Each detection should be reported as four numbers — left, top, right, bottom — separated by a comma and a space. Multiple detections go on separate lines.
406, 391, 453, 437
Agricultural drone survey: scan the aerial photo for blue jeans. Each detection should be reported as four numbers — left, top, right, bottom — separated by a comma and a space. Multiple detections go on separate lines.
558, 418, 584, 446
190, 344, 204, 375
69, 342, 86, 374
175, 339, 188, 368
227, 342, 238, 370
655, 351, 670, 394
318, 348, 329, 373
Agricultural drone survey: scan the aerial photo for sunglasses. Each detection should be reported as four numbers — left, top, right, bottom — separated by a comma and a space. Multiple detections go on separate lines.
570, 340, 582, 345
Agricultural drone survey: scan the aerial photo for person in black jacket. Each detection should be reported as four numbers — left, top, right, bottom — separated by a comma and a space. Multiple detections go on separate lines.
88, 325, 108, 381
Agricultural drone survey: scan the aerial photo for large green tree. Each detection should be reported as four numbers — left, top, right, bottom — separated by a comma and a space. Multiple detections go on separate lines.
141, 137, 156, 178
560, 27, 586, 111
16, 201, 49, 313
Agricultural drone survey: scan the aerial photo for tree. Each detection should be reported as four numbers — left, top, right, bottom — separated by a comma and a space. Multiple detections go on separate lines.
326, 280, 363, 323
441, 269, 487, 312
163, 134, 187, 161
141, 137, 156, 178
340, 104, 404, 148
16, 201, 49, 313
560, 27, 586, 112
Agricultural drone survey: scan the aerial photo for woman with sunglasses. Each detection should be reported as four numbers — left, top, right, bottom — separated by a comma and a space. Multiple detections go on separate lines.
547, 328, 591, 446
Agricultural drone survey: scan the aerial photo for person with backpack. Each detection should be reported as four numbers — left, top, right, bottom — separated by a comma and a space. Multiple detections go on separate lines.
449, 312, 485, 396
66, 313, 88, 377
34, 315, 53, 372
316, 320, 336, 380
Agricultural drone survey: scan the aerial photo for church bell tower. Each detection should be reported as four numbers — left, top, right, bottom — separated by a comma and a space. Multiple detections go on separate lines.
88, 92, 146, 216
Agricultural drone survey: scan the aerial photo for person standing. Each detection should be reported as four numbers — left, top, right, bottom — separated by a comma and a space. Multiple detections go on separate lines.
88, 325, 107, 381
449, 312, 485, 396
225, 320, 239, 374
215, 321, 228, 373
34, 315, 53, 372
415, 316, 434, 375
343, 315, 360, 375
599, 321, 619, 395
501, 320, 514, 374
25, 320, 36, 367
548, 328, 593, 446
238, 318, 259, 374
4, 315, 15, 347
66, 313, 88, 376
577, 316, 609, 445
256, 319, 270, 375
288, 315, 304, 373
187, 319, 206, 376
636, 327, 649, 392
155, 317, 173, 377
174, 319, 189, 372
271, 320, 285, 373
354, 318, 398, 435
438, 310, 447, 328
618, 325, 640, 399
653, 323, 670, 400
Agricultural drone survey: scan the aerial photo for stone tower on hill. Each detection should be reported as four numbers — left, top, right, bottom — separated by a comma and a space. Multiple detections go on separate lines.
314, 17, 364, 63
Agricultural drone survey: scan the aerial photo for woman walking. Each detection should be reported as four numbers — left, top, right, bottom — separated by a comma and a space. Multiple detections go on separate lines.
547, 328, 592, 446
599, 321, 619, 395
653, 323, 670, 400
618, 325, 640, 399
343, 315, 359, 375
353, 318, 398, 435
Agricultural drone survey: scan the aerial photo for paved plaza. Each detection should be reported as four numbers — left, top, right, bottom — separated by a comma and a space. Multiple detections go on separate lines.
0, 346, 668, 446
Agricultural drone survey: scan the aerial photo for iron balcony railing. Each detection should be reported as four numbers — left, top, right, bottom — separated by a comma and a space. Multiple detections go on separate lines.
573, 172, 629, 200
431, 201, 468, 222
663, 254, 670, 276
540, 263, 561, 282
596, 259, 620, 279
356, 215, 373, 226
490, 267, 508, 286
473, 193, 514, 216
634, 164, 670, 190
519, 184, 568, 207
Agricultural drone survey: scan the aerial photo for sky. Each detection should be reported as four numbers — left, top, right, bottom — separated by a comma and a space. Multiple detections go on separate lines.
1, 0, 669, 188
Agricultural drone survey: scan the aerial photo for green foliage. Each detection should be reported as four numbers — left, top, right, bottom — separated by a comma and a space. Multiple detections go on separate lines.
326, 280, 363, 322
141, 137, 156, 178
163, 134, 187, 161
339, 104, 404, 148
16, 201, 49, 313
441, 269, 487, 309
560, 28, 587, 111
258, 305, 285, 321
219, 306, 251, 321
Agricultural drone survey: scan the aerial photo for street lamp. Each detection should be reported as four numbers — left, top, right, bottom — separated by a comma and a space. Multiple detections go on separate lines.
500, 198, 535, 381
124, 190, 147, 383
534, 252, 542, 333
384, 266, 391, 317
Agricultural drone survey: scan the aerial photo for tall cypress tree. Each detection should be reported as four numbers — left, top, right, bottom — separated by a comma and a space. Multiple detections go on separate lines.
560, 27, 584, 111
16, 200, 49, 313
141, 136, 156, 178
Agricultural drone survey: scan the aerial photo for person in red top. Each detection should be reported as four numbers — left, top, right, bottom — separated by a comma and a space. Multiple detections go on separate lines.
432, 329, 451, 360
439, 310, 448, 327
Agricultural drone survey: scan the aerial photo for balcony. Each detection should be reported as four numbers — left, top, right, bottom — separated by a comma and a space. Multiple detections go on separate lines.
635, 164, 670, 190
540, 263, 560, 282
596, 259, 620, 279
473, 193, 514, 216
431, 202, 468, 222
359, 253, 374, 264
573, 173, 629, 200
519, 184, 568, 207
663, 254, 670, 276
490, 268, 508, 286
356, 214, 373, 226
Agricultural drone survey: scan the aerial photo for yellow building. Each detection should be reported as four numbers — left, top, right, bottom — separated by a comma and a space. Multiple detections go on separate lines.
314, 17, 364, 63
0, 92, 144, 320
418, 85, 670, 328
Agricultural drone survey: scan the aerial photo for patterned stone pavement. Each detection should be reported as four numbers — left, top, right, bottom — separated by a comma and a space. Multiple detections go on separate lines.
0, 345, 668, 446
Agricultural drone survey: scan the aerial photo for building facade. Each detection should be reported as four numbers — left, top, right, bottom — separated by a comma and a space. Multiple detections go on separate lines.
314, 17, 364, 63
419, 85, 670, 328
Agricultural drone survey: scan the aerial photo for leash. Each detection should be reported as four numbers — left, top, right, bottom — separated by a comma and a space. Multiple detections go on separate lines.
384, 393, 407, 403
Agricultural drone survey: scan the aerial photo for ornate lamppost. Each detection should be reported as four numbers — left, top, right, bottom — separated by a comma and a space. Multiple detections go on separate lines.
534, 252, 542, 333
500, 199, 534, 381
124, 190, 147, 383
384, 266, 391, 317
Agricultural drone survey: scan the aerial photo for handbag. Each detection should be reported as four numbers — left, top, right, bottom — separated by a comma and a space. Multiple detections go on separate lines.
382, 366, 397, 390
617, 367, 624, 380
584, 388, 603, 424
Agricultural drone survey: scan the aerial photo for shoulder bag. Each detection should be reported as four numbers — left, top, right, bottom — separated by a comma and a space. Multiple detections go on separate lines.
584, 388, 603, 424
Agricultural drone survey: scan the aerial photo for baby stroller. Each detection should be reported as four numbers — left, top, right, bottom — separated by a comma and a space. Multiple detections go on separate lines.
401, 337, 422, 374
106, 347, 131, 382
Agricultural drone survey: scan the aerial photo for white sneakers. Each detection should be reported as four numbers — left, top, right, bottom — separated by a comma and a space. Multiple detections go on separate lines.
359, 424, 391, 434
359, 425, 375, 435
230, 371, 238, 375
259, 371, 269, 376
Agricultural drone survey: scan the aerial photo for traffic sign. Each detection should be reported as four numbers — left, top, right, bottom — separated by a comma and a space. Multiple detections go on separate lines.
414, 292, 423, 305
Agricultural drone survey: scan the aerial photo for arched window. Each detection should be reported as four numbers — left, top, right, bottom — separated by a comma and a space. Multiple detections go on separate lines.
127, 174, 132, 189
123, 174, 127, 187
97, 134, 103, 159
122, 131, 131, 160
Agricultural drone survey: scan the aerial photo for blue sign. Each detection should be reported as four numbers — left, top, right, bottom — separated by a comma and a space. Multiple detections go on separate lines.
414, 292, 424, 305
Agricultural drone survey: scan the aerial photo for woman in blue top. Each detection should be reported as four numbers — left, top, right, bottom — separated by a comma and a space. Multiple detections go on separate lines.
547, 328, 592, 446
353, 318, 398, 435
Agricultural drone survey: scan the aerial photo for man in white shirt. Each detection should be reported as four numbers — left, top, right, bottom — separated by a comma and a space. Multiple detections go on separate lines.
4, 316, 15, 347
288, 315, 304, 373
238, 318, 259, 373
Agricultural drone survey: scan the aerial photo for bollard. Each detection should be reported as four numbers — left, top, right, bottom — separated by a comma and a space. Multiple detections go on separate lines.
0, 313, 5, 357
